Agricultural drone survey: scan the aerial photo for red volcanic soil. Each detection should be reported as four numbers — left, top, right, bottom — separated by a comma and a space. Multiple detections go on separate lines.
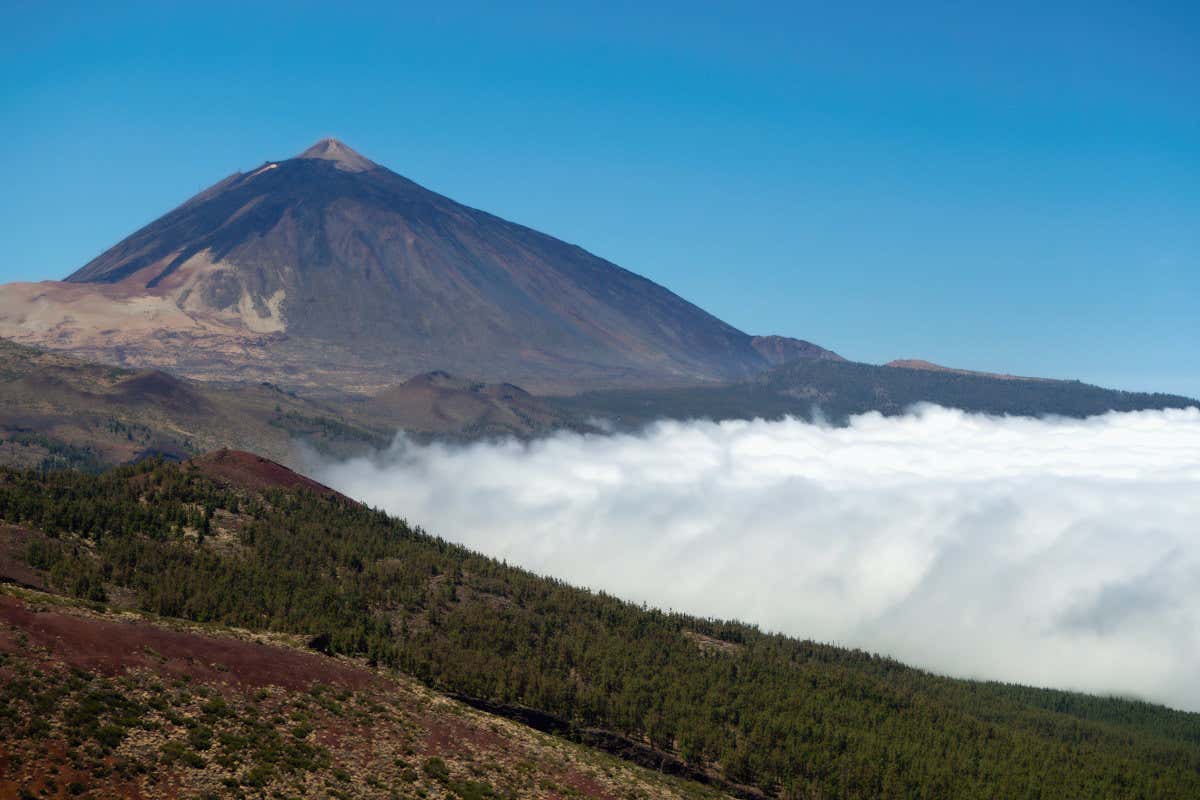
0, 593, 379, 692
0, 592, 712, 800
188, 449, 353, 502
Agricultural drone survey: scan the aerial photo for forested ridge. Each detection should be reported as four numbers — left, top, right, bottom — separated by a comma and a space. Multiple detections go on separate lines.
559, 358, 1198, 428
3, 460, 1199, 798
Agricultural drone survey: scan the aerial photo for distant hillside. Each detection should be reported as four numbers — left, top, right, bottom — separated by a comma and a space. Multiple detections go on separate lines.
0, 138, 838, 393
3, 335, 1191, 472
885, 358, 1058, 382
2, 457, 1198, 798
360, 371, 588, 440
0, 339, 596, 471
0, 337, 389, 470
557, 358, 1197, 426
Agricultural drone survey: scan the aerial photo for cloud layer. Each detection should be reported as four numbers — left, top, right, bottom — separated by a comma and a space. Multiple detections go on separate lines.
313, 405, 1200, 710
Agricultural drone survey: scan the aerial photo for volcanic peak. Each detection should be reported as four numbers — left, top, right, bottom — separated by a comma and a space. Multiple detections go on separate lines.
295, 137, 377, 172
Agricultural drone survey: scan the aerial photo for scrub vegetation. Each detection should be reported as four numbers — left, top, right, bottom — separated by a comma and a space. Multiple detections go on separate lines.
1, 457, 1198, 798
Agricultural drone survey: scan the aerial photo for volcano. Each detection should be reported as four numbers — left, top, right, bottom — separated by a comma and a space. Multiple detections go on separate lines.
0, 138, 839, 392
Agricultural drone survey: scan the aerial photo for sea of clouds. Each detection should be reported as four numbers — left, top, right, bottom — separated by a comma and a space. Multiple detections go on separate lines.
313, 405, 1200, 711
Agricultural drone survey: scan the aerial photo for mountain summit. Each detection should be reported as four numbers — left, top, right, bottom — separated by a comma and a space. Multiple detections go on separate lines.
295, 137, 378, 172
0, 139, 839, 392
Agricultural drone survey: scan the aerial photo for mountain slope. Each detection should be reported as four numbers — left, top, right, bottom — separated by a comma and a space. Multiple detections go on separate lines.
0, 337, 392, 470
557, 358, 1199, 426
0, 589, 730, 800
362, 371, 587, 439
0, 338, 599, 472
2, 335, 1190, 475
3, 456, 1198, 798
0, 138, 838, 393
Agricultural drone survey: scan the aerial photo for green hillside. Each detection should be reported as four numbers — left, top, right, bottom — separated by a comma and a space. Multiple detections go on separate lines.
2, 457, 1198, 798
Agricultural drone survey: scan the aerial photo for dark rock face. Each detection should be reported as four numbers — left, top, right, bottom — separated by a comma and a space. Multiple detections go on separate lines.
64, 139, 839, 392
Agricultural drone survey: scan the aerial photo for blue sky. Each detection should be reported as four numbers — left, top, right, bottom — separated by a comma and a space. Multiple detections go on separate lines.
2, 1, 1197, 397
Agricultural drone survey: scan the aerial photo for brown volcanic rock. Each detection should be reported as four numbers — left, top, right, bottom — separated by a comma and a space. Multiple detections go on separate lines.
0, 592, 379, 691
113, 369, 215, 414
0, 138, 837, 393
364, 370, 582, 437
187, 448, 351, 500
295, 136, 378, 171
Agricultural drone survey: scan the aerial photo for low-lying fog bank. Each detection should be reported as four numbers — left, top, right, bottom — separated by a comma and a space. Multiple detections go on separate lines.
313, 405, 1200, 711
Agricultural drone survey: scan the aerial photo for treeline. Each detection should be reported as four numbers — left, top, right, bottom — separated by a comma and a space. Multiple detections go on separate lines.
3, 461, 1199, 798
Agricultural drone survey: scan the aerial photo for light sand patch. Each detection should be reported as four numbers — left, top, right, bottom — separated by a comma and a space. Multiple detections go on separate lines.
238, 287, 287, 333
0, 248, 287, 353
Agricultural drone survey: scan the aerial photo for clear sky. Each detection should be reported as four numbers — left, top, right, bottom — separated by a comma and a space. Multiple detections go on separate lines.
3, 1, 1197, 397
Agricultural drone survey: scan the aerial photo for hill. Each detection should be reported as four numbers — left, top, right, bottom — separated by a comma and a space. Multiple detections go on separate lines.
0, 138, 838, 394
360, 371, 588, 440
1, 455, 1197, 798
0, 337, 390, 471
0, 339, 595, 472
884, 358, 1058, 381
558, 358, 1198, 426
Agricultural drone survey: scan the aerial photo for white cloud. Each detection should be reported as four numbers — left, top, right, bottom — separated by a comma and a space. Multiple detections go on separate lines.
313, 405, 1200, 710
